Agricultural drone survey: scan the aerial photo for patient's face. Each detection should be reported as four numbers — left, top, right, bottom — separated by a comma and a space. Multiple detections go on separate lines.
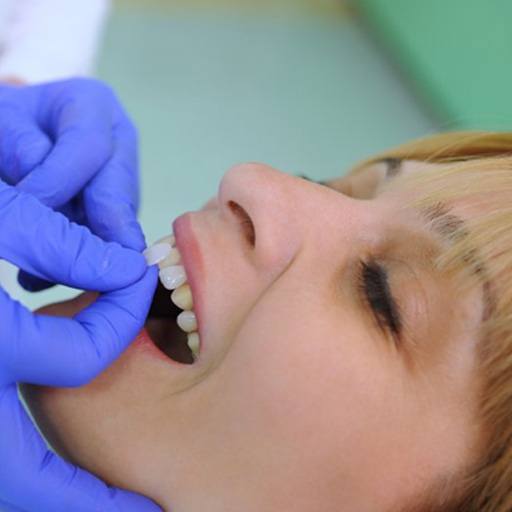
23, 161, 485, 512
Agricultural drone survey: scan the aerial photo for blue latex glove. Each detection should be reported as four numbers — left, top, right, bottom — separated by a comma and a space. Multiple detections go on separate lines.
0, 181, 161, 511
0, 78, 144, 291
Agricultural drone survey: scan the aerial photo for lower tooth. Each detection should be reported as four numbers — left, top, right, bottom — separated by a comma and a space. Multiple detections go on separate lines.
187, 332, 200, 357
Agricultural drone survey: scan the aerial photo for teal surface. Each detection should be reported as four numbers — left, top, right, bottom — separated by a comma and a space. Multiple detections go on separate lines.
14, 4, 436, 309
358, 0, 512, 130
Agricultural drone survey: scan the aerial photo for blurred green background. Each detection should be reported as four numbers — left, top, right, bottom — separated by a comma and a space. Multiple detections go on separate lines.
98, 0, 436, 246
13, 0, 511, 308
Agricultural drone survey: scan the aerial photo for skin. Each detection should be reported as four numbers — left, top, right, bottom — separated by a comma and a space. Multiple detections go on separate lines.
22, 161, 486, 512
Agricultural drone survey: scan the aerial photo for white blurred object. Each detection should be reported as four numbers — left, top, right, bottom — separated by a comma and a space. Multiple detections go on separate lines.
0, 0, 110, 83
0, 260, 20, 298
0, 0, 111, 297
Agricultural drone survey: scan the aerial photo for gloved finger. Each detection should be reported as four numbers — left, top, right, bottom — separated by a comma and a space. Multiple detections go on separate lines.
1, 267, 157, 386
0, 387, 162, 512
0, 107, 51, 185
16, 97, 113, 208
0, 498, 26, 512
57, 193, 88, 227
0, 181, 147, 292
16, 198, 87, 292
83, 119, 145, 251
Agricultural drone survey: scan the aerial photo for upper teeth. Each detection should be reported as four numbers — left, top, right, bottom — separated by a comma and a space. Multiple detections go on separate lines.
171, 284, 193, 310
142, 242, 172, 265
159, 265, 187, 289
144, 235, 200, 360
176, 310, 197, 332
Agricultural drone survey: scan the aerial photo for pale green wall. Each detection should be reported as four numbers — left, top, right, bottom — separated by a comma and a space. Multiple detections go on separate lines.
358, 0, 512, 129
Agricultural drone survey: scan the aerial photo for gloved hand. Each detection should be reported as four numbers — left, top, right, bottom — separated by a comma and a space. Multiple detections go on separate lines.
0, 180, 161, 512
0, 77, 143, 291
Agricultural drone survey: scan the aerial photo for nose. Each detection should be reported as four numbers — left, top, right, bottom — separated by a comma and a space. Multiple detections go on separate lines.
217, 163, 312, 270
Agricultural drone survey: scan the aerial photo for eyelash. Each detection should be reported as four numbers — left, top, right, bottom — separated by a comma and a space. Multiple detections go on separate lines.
357, 259, 402, 344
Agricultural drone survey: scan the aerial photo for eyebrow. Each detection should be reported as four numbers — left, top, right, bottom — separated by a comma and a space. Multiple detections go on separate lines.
418, 202, 467, 244
416, 201, 494, 321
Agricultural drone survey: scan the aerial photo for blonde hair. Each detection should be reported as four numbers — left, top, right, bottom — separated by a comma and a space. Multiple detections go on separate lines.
349, 132, 512, 512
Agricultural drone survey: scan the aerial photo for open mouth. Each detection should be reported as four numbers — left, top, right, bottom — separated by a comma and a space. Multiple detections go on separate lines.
146, 280, 195, 364
144, 234, 200, 365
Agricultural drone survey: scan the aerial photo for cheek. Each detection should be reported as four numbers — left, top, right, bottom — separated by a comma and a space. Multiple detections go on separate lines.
211, 297, 401, 503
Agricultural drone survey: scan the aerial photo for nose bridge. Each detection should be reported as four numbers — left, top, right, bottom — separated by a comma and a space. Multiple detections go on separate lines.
217, 163, 366, 270
219, 163, 297, 219
219, 162, 364, 223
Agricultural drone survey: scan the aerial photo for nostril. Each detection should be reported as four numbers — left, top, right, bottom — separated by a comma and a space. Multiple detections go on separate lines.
227, 200, 256, 247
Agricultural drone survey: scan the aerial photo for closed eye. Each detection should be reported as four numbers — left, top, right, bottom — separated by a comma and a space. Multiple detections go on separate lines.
357, 259, 402, 345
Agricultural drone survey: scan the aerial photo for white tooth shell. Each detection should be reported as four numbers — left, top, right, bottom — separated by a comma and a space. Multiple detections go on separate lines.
156, 234, 175, 247
159, 265, 187, 290
143, 242, 171, 266
176, 310, 197, 333
187, 332, 200, 357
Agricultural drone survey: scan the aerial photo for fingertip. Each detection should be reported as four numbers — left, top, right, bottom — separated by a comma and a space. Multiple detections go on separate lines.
110, 485, 163, 510
130, 237, 146, 253
118, 221, 147, 252
94, 244, 148, 291
95, 219, 147, 253
132, 264, 159, 307
108, 488, 163, 512
144, 264, 159, 289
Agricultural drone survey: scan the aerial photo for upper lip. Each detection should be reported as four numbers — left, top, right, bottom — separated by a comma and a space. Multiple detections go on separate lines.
172, 213, 204, 355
